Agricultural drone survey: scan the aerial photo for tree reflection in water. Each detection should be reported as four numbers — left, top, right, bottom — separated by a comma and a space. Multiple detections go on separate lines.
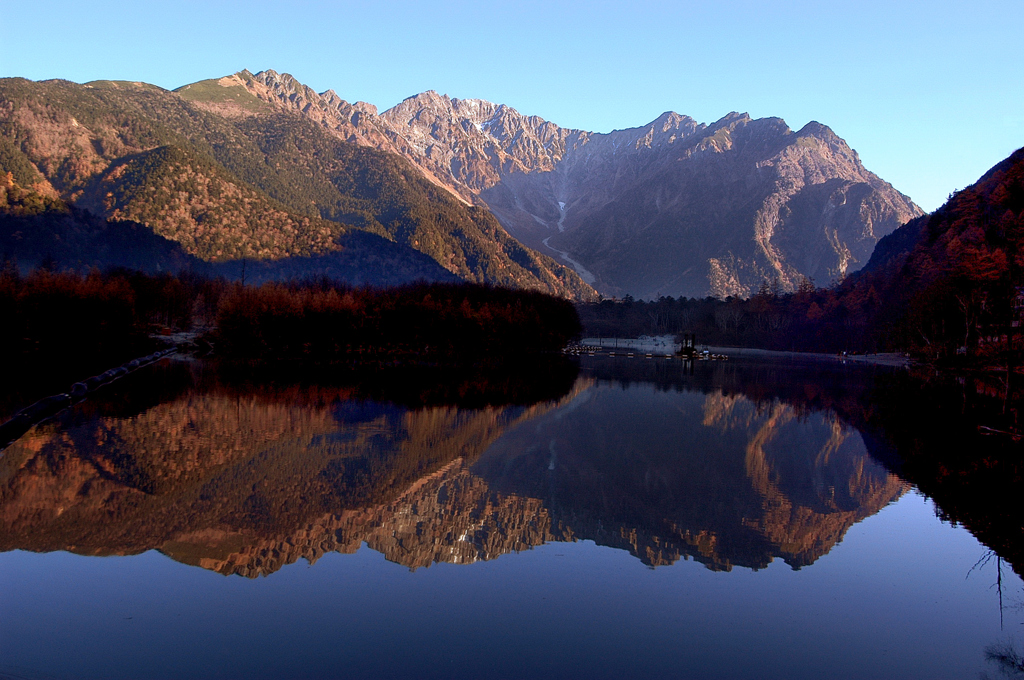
984, 643, 1024, 678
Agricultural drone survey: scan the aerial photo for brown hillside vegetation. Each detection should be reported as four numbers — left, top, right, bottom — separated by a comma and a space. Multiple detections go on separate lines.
78, 146, 344, 261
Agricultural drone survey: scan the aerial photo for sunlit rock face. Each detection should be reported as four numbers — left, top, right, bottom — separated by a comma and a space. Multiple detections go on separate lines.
242, 71, 921, 298
0, 359, 904, 577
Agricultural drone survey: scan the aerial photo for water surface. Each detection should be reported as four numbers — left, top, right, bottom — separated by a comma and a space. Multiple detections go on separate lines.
0, 356, 1020, 679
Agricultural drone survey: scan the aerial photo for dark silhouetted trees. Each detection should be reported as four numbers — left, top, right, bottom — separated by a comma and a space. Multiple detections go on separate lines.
214, 281, 581, 359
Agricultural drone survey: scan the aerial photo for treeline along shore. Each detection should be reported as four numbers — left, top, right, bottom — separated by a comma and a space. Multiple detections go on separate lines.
216, 280, 581, 358
0, 264, 582, 363
577, 281, 864, 355
0, 264, 220, 360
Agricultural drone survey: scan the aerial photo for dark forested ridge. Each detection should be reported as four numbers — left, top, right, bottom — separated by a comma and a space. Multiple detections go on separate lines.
0, 77, 592, 299
844, 146, 1024, 360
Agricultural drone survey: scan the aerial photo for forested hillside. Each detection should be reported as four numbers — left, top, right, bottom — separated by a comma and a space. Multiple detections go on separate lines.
0, 77, 592, 298
0, 173, 460, 287
842, 145, 1024, 359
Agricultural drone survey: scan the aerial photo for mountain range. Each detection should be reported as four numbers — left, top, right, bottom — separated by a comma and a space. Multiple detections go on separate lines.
0, 70, 922, 298
232, 69, 921, 297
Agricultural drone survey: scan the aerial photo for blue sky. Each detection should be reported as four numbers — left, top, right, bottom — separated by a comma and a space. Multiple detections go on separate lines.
2, 0, 1022, 212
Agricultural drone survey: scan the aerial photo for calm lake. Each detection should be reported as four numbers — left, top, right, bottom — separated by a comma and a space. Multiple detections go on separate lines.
1, 354, 1021, 679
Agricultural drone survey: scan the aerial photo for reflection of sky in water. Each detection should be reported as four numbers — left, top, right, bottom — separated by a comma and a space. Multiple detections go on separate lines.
0, 492, 1018, 680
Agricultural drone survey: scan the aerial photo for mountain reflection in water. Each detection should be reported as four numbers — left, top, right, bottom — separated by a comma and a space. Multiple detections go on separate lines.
477, 385, 905, 570
0, 356, 911, 577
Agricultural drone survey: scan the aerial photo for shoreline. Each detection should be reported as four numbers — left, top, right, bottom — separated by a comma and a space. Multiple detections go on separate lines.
580, 337, 911, 367
705, 346, 913, 368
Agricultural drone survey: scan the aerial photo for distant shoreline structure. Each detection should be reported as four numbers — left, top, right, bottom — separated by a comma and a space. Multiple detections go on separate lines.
582, 336, 910, 367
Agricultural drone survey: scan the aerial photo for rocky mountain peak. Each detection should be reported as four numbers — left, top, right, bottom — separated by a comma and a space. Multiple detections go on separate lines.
352, 101, 378, 116
320, 88, 343, 106
722, 111, 753, 124
652, 110, 696, 132
793, 120, 859, 160
794, 120, 835, 136
221, 69, 923, 298
385, 90, 454, 119
383, 92, 544, 135
599, 111, 704, 152
450, 97, 503, 124
250, 68, 282, 87
371, 92, 576, 193
249, 69, 320, 105
796, 120, 837, 139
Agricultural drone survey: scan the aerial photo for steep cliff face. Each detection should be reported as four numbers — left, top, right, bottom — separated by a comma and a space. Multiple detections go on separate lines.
236, 70, 920, 298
